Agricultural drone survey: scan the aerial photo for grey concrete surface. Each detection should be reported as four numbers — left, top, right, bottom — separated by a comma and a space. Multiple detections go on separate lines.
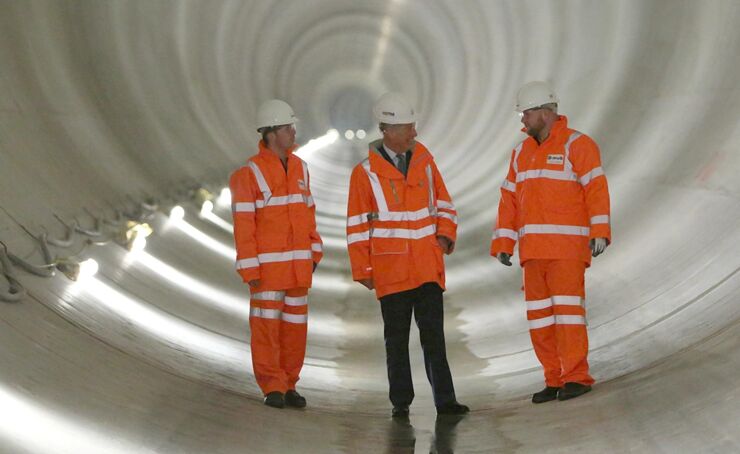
0, 0, 739, 452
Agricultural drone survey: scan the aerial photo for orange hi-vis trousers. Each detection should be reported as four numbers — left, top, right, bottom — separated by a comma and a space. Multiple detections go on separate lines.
523, 260, 594, 387
248, 287, 308, 395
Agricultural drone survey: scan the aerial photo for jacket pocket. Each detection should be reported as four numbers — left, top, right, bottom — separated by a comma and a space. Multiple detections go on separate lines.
370, 237, 408, 255
370, 238, 409, 285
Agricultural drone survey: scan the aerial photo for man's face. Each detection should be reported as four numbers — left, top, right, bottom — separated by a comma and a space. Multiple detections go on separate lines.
271, 124, 296, 150
383, 123, 417, 152
520, 107, 547, 137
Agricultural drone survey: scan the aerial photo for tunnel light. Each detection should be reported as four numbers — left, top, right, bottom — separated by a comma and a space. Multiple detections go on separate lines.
169, 205, 185, 221
123, 221, 153, 252
356, 129, 366, 139
217, 187, 231, 206
294, 128, 340, 159
200, 200, 234, 233
344, 130, 355, 140
200, 200, 214, 215
78, 259, 99, 280
130, 234, 147, 253
56, 258, 98, 282
120, 250, 346, 340
81, 276, 244, 357
131, 251, 246, 315
120, 249, 346, 338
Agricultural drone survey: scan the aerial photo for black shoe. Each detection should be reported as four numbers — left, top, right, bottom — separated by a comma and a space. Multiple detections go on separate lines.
557, 382, 592, 401
436, 402, 470, 415
264, 391, 284, 408
392, 405, 410, 418
285, 390, 307, 408
532, 386, 560, 404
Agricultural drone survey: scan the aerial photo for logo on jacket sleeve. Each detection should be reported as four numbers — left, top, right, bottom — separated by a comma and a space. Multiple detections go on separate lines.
547, 154, 564, 165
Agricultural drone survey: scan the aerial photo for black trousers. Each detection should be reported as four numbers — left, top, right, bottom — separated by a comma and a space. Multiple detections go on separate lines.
379, 282, 456, 407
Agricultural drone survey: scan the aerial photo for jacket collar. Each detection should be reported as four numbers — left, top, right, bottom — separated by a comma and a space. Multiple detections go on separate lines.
255, 140, 298, 163
367, 139, 431, 178
521, 115, 569, 144
550, 115, 569, 135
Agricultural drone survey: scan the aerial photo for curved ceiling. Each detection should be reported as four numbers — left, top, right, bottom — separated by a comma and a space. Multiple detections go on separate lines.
1, 1, 739, 452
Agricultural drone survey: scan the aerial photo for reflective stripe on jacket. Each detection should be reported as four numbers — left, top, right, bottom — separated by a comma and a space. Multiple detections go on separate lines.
230, 141, 323, 288
347, 139, 457, 298
490, 116, 611, 265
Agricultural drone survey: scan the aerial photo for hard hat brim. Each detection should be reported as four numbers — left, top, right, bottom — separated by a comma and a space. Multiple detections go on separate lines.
256, 118, 298, 132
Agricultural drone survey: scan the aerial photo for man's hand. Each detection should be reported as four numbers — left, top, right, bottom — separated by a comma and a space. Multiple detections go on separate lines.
358, 278, 374, 290
313, 262, 318, 273
496, 252, 512, 266
248, 279, 261, 287
437, 236, 455, 255
590, 238, 608, 257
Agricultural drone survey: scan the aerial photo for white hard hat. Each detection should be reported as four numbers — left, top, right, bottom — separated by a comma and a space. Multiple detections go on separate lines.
373, 92, 417, 125
256, 99, 298, 131
515, 81, 559, 112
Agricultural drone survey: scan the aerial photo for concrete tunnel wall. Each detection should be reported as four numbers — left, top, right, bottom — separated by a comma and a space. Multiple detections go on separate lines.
0, 0, 739, 452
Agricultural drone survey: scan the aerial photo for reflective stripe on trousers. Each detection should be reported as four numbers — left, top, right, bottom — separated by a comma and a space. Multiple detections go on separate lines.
523, 259, 593, 387
249, 289, 309, 324
249, 287, 309, 394
526, 295, 585, 329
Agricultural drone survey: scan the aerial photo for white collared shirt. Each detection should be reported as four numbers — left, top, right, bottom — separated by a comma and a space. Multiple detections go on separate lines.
383, 143, 405, 167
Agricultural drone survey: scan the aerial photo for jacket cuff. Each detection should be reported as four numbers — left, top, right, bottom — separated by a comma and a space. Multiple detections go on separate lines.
589, 224, 611, 242
437, 230, 457, 247
490, 238, 515, 256
238, 268, 260, 283
312, 252, 323, 264
436, 225, 457, 243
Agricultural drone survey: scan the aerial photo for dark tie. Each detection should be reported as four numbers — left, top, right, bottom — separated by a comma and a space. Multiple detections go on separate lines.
396, 153, 407, 176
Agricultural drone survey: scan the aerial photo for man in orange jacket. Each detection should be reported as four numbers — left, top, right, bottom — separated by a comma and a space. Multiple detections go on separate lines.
230, 99, 322, 409
491, 81, 611, 403
347, 93, 469, 418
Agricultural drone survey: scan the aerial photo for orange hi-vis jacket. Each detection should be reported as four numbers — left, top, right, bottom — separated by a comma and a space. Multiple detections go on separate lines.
490, 116, 611, 266
230, 141, 323, 289
347, 139, 458, 299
